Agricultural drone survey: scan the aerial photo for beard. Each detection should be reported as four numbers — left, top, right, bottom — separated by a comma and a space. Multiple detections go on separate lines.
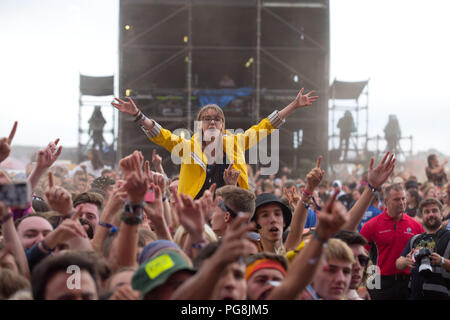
423, 217, 442, 231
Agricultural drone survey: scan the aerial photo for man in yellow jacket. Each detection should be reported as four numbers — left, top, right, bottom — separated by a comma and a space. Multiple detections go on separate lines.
112, 88, 318, 199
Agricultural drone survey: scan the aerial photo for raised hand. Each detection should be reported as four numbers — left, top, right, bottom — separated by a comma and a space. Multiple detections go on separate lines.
119, 151, 144, 180
123, 169, 148, 204
213, 213, 255, 266
44, 171, 73, 216
111, 97, 140, 116
291, 88, 318, 109
284, 186, 300, 209
45, 206, 88, 249
36, 138, 63, 170
315, 188, 348, 241
173, 191, 204, 242
152, 149, 163, 171
367, 151, 396, 189
143, 183, 164, 223
223, 161, 241, 186
0, 121, 18, 163
197, 184, 218, 221
305, 156, 325, 192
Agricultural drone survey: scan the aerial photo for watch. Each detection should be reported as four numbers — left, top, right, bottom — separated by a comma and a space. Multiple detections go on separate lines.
440, 256, 445, 266
121, 202, 144, 225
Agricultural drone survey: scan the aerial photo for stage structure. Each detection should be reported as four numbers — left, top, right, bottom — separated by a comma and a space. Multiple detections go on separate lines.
328, 79, 369, 166
118, 0, 330, 177
78, 74, 117, 166
328, 79, 413, 174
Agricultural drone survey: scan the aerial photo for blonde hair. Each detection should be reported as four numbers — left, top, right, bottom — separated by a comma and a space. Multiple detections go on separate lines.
173, 224, 218, 247
324, 238, 355, 265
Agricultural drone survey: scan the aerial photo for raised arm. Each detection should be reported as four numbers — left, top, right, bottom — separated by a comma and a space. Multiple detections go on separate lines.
117, 151, 148, 269
28, 139, 63, 192
0, 121, 18, 164
269, 191, 348, 299
171, 214, 254, 300
112, 97, 155, 131
0, 201, 30, 279
341, 151, 395, 231
284, 156, 324, 251
277, 88, 318, 121
91, 185, 127, 253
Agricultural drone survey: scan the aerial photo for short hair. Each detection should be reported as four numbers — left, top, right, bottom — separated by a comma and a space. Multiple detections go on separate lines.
419, 198, 443, 214
0, 268, 31, 299
324, 238, 355, 265
31, 251, 99, 300
383, 183, 404, 201
215, 185, 256, 214
73, 192, 104, 210
31, 198, 50, 213
244, 252, 289, 272
333, 230, 368, 246
14, 212, 51, 230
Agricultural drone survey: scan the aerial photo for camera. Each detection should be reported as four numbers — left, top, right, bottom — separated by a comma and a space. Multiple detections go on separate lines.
414, 247, 433, 277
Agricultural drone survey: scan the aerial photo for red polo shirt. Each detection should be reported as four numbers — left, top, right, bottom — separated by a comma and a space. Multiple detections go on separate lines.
360, 209, 424, 276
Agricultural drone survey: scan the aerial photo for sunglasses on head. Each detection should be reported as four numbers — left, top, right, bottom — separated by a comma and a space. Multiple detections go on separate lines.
357, 254, 370, 267
217, 200, 238, 218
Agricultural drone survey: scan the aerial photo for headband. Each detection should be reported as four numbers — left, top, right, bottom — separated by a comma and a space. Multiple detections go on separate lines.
245, 259, 286, 281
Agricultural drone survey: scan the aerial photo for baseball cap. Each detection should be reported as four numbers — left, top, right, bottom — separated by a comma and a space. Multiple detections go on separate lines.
252, 193, 292, 229
132, 250, 196, 299
138, 240, 182, 265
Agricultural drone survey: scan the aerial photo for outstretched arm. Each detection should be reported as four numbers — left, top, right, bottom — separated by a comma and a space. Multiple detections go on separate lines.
28, 139, 62, 192
341, 151, 395, 231
285, 156, 324, 251
112, 97, 155, 131
269, 191, 348, 299
277, 88, 318, 121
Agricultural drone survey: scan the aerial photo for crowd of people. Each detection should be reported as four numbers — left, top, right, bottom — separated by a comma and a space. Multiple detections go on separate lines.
0, 89, 449, 301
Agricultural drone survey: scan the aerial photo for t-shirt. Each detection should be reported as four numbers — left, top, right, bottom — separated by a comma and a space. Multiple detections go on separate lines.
357, 205, 382, 232
305, 208, 317, 229
401, 229, 450, 299
360, 210, 424, 276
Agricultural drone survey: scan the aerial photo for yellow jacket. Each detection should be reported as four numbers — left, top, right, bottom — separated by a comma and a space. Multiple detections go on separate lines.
142, 111, 284, 198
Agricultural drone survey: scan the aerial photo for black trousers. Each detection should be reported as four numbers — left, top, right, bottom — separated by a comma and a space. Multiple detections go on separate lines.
368, 274, 410, 300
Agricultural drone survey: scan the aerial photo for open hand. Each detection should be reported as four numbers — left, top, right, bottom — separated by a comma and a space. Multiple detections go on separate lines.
291, 88, 318, 109
36, 139, 63, 170
111, 97, 140, 116
367, 151, 396, 189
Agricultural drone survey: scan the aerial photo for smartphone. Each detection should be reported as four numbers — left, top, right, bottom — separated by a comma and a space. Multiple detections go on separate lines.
144, 187, 155, 203
0, 182, 31, 208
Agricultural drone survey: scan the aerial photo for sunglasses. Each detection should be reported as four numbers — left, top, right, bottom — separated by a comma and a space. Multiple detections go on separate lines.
357, 254, 370, 267
218, 199, 237, 218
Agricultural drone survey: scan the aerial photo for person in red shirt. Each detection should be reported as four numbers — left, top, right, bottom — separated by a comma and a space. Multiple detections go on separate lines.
360, 183, 424, 300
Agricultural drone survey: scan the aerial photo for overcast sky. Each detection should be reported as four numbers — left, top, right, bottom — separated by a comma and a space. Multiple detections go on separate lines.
1, 0, 449, 157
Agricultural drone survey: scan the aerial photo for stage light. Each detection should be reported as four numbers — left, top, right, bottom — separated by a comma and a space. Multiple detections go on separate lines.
293, 75, 299, 83
124, 25, 131, 30
245, 57, 254, 68
125, 89, 132, 96
184, 36, 188, 43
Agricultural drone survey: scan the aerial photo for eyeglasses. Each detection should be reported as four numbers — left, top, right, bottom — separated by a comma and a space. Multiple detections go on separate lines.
357, 254, 370, 267
202, 116, 222, 123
